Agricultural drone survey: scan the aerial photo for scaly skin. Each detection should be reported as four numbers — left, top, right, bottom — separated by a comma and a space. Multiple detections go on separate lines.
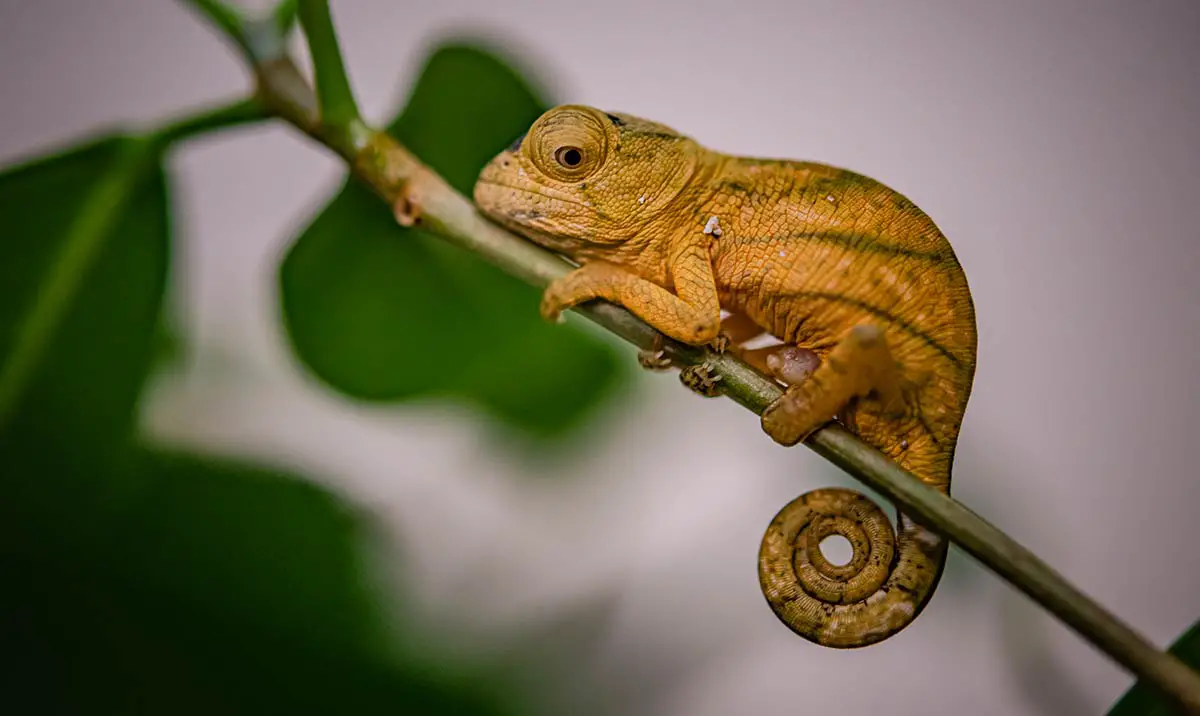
473, 105, 977, 648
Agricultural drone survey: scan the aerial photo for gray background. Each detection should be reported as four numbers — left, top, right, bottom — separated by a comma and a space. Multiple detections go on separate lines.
2, 0, 1197, 713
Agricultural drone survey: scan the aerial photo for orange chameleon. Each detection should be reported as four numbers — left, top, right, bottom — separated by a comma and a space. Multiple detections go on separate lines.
473, 105, 977, 648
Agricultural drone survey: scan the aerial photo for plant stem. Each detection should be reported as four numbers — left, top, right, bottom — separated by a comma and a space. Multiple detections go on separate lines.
273, 0, 300, 35
185, 5, 1200, 711
184, 0, 252, 58
295, 0, 361, 137
0, 137, 156, 432
152, 97, 269, 147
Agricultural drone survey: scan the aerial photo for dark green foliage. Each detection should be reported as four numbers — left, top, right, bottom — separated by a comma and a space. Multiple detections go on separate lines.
0, 135, 169, 534
1, 448, 513, 715
279, 44, 628, 439
0, 106, 519, 711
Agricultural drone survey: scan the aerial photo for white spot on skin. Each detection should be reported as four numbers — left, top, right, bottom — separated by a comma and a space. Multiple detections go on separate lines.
517, 168, 527, 178
826, 194, 837, 204
703, 215, 723, 237
779, 250, 787, 258
638, 195, 647, 204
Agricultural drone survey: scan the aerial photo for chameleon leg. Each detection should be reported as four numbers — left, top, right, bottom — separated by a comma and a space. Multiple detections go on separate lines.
719, 311, 766, 345
642, 310, 765, 371
541, 247, 722, 346
676, 314, 800, 396
757, 326, 954, 648
760, 324, 903, 447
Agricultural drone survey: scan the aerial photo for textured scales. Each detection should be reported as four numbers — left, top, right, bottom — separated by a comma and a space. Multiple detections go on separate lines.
473, 105, 977, 648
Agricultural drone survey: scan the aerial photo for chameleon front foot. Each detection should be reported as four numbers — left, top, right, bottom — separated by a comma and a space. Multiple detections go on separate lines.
635, 312, 751, 376
761, 324, 902, 446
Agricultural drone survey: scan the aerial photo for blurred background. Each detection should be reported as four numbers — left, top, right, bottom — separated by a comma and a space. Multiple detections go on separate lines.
1, 0, 1198, 714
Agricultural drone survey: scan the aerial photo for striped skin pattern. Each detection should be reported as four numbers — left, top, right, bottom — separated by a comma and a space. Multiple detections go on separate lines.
473, 105, 977, 648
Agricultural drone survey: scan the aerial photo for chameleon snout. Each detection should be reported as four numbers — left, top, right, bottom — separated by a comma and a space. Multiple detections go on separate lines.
473, 150, 527, 218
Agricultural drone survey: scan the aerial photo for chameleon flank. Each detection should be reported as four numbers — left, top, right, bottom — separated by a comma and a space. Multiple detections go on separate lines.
473, 105, 977, 648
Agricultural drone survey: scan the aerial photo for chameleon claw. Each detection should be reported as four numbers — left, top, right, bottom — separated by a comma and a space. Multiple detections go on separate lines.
708, 332, 731, 354
680, 363, 723, 397
637, 349, 673, 370
636, 334, 674, 371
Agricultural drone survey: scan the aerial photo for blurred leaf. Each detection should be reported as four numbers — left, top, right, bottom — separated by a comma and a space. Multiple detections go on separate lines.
0, 135, 166, 451
0, 448, 514, 715
280, 42, 627, 439
0, 134, 516, 713
1107, 620, 1200, 715
0, 135, 169, 543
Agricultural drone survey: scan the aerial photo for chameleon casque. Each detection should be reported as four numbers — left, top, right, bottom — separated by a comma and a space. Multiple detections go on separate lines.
472, 105, 977, 648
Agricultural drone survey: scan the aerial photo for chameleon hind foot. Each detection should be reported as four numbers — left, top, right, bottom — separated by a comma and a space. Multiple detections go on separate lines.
639, 311, 763, 382
637, 334, 674, 371
674, 312, 773, 397
679, 363, 722, 397
761, 324, 904, 446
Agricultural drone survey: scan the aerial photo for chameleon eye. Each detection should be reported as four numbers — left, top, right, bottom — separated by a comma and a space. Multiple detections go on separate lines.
526, 105, 614, 181
555, 146, 584, 168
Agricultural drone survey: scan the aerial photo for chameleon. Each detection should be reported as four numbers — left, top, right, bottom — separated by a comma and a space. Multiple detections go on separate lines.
472, 105, 977, 648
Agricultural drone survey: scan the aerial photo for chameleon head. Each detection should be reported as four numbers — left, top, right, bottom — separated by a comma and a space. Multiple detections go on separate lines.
473, 104, 703, 255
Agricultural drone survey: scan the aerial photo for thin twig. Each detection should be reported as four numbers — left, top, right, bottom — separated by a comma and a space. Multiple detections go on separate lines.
181, 3, 1200, 712
273, 0, 299, 35
184, 0, 251, 58
151, 97, 269, 147
296, 0, 361, 135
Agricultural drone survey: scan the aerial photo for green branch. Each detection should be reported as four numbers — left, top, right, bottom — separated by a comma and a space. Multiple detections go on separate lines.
183, 4, 1200, 712
152, 97, 269, 147
273, 0, 300, 35
295, 0, 363, 147
182, 0, 295, 66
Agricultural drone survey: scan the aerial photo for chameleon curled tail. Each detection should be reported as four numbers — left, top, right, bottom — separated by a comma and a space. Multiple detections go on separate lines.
758, 486, 947, 648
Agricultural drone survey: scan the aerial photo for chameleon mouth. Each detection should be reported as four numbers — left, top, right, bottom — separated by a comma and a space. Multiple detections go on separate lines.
472, 179, 592, 253
474, 177, 589, 208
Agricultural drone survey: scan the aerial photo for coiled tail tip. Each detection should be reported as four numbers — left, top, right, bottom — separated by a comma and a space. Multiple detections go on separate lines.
758, 487, 945, 648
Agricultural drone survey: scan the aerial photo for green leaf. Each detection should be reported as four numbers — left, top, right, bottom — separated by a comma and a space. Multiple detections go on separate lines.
0, 448, 515, 715
0, 135, 170, 543
0, 136, 166, 446
0, 127, 516, 713
1107, 620, 1200, 715
280, 42, 627, 439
